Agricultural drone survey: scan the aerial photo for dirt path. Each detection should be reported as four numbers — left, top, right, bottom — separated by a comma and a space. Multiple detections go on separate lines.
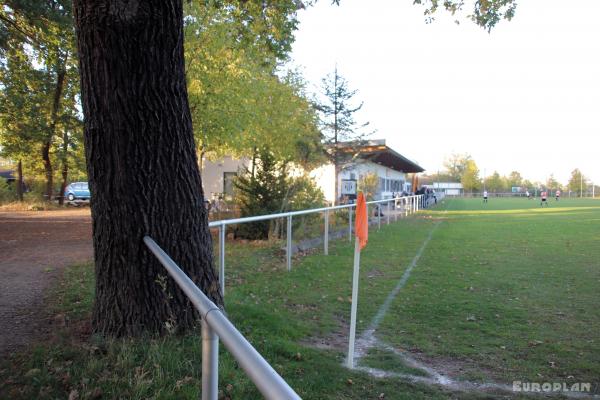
0, 209, 93, 356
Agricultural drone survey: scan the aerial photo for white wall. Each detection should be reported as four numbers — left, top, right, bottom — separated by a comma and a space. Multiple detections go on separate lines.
201, 156, 249, 200
309, 164, 335, 203
311, 160, 409, 202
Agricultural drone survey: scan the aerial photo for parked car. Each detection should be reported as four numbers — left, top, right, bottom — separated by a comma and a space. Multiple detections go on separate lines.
64, 182, 90, 201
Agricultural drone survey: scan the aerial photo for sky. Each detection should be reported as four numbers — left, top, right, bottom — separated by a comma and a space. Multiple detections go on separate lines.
290, 0, 599, 185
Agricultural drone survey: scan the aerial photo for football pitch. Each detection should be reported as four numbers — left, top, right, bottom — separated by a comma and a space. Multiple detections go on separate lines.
366, 196, 600, 389
220, 196, 600, 398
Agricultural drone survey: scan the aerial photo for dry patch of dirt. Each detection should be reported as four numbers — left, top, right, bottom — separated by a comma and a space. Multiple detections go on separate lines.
0, 209, 93, 356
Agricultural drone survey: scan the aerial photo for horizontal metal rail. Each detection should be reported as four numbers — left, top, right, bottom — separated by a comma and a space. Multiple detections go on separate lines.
208, 196, 419, 228
144, 236, 301, 400
207, 194, 437, 289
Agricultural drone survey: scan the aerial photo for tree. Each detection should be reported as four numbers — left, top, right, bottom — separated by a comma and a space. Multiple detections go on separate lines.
443, 153, 472, 182
507, 171, 523, 189
522, 179, 533, 192
413, 0, 517, 31
0, 1, 82, 202
234, 148, 289, 240
233, 147, 325, 240
318, 67, 371, 204
461, 159, 480, 193
568, 169, 587, 198
484, 171, 503, 193
546, 174, 562, 192
184, 2, 322, 167
73, 0, 221, 336
358, 172, 379, 201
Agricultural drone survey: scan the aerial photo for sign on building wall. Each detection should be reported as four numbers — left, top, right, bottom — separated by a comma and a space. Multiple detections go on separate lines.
341, 179, 357, 195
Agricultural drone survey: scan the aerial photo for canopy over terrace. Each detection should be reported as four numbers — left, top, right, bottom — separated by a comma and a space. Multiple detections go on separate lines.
318, 139, 425, 202
349, 140, 425, 174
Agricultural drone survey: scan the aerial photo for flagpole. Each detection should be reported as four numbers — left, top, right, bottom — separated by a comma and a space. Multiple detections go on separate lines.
347, 238, 361, 369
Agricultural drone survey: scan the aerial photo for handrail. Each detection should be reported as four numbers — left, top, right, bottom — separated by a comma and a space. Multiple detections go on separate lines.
205, 193, 446, 294
144, 236, 301, 400
208, 195, 420, 228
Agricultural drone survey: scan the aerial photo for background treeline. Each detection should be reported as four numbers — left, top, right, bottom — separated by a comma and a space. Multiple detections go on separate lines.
424, 153, 598, 196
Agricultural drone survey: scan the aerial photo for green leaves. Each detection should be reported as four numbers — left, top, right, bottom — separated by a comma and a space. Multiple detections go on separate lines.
414, 0, 517, 31
184, 2, 322, 166
0, 1, 83, 194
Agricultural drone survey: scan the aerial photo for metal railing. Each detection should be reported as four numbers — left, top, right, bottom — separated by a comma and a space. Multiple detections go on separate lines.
141, 192, 443, 399
208, 193, 445, 295
144, 236, 302, 400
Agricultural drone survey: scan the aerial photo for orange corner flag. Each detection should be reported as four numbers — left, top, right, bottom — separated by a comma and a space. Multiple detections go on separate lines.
355, 192, 368, 250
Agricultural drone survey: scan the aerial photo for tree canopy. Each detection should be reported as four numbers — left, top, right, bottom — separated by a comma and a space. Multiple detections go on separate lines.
413, 0, 517, 31
0, 1, 83, 201
184, 2, 322, 166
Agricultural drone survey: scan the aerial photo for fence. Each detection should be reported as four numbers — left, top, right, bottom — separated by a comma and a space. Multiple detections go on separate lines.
144, 236, 302, 400
142, 192, 443, 398
208, 193, 439, 296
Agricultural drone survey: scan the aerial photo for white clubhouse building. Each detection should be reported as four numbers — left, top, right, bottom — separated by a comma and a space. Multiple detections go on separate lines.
201, 139, 424, 204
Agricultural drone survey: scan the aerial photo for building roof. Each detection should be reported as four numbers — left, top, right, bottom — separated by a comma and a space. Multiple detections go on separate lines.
339, 139, 425, 173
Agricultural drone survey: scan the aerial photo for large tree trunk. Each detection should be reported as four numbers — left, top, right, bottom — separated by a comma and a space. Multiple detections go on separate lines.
73, 0, 222, 336
16, 160, 23, 202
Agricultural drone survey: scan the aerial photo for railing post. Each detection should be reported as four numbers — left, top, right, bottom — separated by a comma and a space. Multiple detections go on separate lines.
377, 203, 381, 230
324, 210, 329, 256
219, 224, 225, 296
201, 319, 219, 400
286, 215, 292, 271
348, 207, 353, 242
387, 200, 390, 225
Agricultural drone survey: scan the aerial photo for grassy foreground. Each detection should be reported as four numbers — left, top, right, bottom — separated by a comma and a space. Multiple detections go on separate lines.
1, 197, 599, 399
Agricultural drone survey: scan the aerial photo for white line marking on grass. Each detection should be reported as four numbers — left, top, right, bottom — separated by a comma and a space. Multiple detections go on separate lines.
367, 221, 441, 334
351, 221, 441, 362
345, 207, 599, 399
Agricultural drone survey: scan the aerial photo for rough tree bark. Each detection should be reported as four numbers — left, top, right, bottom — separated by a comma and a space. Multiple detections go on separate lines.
73, 0, 222, 336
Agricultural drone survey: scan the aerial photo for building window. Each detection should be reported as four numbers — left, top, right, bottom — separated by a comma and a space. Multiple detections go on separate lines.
223, 172, 237, 196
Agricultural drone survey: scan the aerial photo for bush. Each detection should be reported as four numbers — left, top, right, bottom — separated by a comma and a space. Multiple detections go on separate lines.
0, 177, 17, 203
233, 149, 325, 240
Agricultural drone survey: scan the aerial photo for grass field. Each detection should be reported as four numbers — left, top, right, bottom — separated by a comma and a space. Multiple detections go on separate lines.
1, 197, 598, 399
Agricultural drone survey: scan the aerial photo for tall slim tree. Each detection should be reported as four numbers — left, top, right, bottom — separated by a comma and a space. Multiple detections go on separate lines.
73, 0, 221, 336
568, 169, 587, 198
461, 159, 480, 193
546, 174, 561, 193
318, 67, 371, 204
